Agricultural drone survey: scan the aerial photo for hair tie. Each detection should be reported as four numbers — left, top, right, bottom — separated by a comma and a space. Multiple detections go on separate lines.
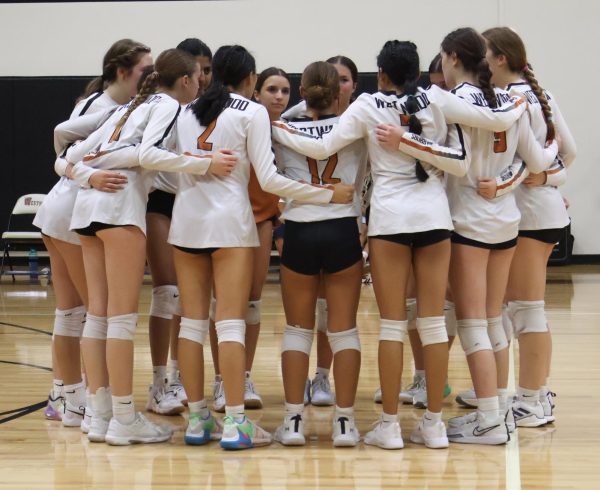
522, 64, 529, 72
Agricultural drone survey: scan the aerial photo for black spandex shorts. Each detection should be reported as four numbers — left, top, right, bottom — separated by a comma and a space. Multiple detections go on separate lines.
518, 227, 566, 244
451, 232, 517, 250
146, 190, 175, 219
174, 245, 220, 255
373, 229, 451, 248
281, 217, 362, 276
273, 222, 285, 242
74, 222, 121, 237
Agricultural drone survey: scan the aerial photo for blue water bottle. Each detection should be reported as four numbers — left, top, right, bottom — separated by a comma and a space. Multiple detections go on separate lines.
28, 248, 39, 281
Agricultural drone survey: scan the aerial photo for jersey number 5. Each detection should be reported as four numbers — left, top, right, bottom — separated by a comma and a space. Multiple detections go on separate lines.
307, 155, 340, 185
197, 120, 217, 151
493, 131, 507, 153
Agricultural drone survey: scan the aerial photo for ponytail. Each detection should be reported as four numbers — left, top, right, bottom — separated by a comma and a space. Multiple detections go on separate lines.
193, 80, 231, 126
112, 71, 159, 139
83, 76, 104, 98
403, 79, 428, 182
522, 64, 555, 142
477, 59, 498, 109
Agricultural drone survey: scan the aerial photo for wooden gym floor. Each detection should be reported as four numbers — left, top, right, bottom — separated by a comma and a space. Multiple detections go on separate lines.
0, 265, 599, 489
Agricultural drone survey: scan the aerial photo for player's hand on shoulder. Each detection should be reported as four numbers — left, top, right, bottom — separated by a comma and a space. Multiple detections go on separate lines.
376, 123, 405, 151
209, 149, 238, 177
89, 170, 128, 193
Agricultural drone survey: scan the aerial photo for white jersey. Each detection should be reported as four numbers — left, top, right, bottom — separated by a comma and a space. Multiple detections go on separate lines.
169, 93, 334, 249
33, 91, 118, 244
275, 114, 367, 222
272, 86, 526, 237
437, 83, 557, 243
67, 93, 211, 234
506, 82, 576, 230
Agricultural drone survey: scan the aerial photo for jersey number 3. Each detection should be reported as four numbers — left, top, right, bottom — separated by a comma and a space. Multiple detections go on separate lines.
307, 155, 340, 185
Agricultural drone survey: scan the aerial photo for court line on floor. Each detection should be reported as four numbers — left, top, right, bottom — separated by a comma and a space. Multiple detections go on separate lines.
505, 342, 521, 490
0, 401, 47, 424
0, 320, 52, 336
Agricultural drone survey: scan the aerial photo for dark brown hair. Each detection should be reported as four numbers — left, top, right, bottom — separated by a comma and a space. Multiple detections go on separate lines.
301, 61, 340, 112
441, 27, 497, 108
483, 27, 554, 141
255, 67, 290, 93
84, 39, 151, 97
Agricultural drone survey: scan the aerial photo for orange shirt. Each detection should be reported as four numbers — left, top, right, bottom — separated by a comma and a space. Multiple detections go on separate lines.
248, 165, 280, 223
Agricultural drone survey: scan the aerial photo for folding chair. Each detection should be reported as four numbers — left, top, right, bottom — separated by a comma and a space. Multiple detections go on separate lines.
1, 194, 46, 280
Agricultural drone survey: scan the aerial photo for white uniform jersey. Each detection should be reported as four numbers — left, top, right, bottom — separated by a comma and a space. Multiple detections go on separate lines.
169, 93, 334, 249
433, 83, 557, 243
506, 82, 576, 230
272, 86, 526, 237
275, 114, 368, 222
67, 93, 211, 234
33, 91, 118, 244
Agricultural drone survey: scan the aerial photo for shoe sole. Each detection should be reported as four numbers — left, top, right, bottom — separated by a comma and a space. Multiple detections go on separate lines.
244, 399, 263, 409
213, 404, 226, 413
545, 416, 555, 423
410, 434, 449, 448
455, 395, 478, 408
413, 400, 427, 409
311, 399, 335, 407
185, 435, 211, 446
333, 436, 359, 447
146, 405, 185, 416
105, 434, 172, 446
81, 421, 90, 434
274, 435, 305, 446
88, 432, 107, 443
448, 435, 508, 445
364, 437, 404, 450
220, 438, 272, 450
516, 418, 547, 428
44, 411, 62, 421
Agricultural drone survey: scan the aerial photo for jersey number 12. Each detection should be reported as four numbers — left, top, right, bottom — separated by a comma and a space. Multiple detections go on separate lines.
307, 155, 340, 185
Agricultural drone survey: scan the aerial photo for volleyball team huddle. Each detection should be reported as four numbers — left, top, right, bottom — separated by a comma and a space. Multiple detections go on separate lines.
35, 25, 575, 450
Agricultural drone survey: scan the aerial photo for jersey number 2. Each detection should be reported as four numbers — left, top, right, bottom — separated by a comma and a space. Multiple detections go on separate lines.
493, 131, 507, 153
197, 120, 217, 151
307, 155, 340, 185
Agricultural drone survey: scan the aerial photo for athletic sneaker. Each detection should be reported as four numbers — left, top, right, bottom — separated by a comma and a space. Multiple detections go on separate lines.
304, 379, 311, 405
373, 387, 382, 404
505, 406, 516, 433
409, 381, 452, 409
448, 411, 478, 428
512, 401, 547, 428
169, 381, 188, 406
310, 374, 335, 406
447, 414, 508, 445
105, 413, 173, 446
88, 414, 111, 443
410, 418, 449, 448
146, 384, 185, 415
274, 413, 306, 446
332, 414, 360, 447
244, 374, 263, 409
185, 412, 223, 445
62, 401, 85, 428
213, 379, 226, 413
219, 415, 272, 450
456, 388, 478, 408
541, 391, 556, 423
44, 393, 64, 421
399, 376, 425, 404
364, 419, 404, 449
81, 406, 91, 434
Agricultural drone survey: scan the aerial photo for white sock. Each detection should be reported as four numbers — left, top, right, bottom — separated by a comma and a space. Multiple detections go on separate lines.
539, 384, 549, 399
188, 399, 209, 418
225, 404, 245, 423
477, 396, 499, 421
423, 409, 442, 427
414, 370, 425, 381
91, 387, 112, 419
381, 412, 397, 426
167, 359, 178, 382
112, 394, 135, 425
285, 402, 304, 416
64, 381, 86, 408
52, 379, 64, 399
315, 367, 329, 379
153, 366, 167, 387
335, 405, 354, 418
518, 386, 539, 407
497, 388, 509, 412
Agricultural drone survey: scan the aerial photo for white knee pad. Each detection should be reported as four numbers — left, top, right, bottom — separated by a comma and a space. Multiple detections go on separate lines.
209, 297, 216, 322
246, 300, 261, 325
416, 316, 448, 346
281, 324, 313, 355
379, 319, 408, 343
444, 300, 457, 337
82, 314, 108, 340
179, 317, 209, 345
457, 319, 492, 355
507, 300, 547, 337
501, 304, 513, 342
149, 285, 179, 320
327, 327, 361, 354
406, 298, 417, 330
487, 316, 509, 352
53, 305, 86, 338
107, 313, 138, 341
316, 298, 328, 333
215, 319, 245, 346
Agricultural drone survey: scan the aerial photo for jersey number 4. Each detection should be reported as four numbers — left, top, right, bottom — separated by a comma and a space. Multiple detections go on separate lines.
493, 131, 507, 153
307, 155, 340, 185
197, 120, 217, 151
